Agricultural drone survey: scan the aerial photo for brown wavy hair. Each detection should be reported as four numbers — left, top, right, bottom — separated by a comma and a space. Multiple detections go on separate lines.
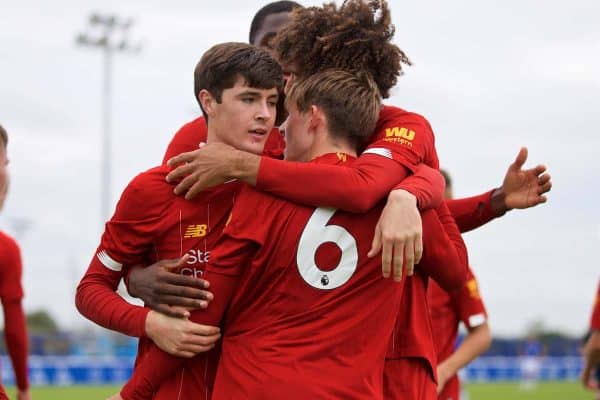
274, 0, 410, 99
286, 69, 381, 149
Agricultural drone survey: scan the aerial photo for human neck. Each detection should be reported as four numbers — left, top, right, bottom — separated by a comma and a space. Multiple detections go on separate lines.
308, 130, 356, 161
205, 124, 221, 146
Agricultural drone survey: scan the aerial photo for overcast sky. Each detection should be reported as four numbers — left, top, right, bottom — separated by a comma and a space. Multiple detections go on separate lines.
0, 0, 598, 337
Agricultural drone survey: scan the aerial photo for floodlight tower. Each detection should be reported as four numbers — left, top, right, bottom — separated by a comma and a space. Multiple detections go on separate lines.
76, 13, 140, 225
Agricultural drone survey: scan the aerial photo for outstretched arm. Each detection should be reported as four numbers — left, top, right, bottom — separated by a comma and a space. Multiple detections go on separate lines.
448, 147, 552, 233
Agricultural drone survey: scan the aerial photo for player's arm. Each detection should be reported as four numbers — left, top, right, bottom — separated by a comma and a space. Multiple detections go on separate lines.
437, 272, 491, 393
75, 173, 161, 337
2, 300, 29, 394
0, 240, 29, 396
168, 143, 413, 211
418, 202, 469, 292
447, 147, 551, 233
124, 259, 213, 319
166, 118, 443, 280
438, 323, 491, 393
75, 171, 218, 349
166, 111, 444, 209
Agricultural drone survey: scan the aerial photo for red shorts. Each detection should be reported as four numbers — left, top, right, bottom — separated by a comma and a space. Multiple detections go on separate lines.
384, 357, 437, 400
438, 375, 459, 400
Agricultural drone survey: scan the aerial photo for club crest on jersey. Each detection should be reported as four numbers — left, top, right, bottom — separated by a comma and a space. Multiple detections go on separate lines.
183, 224, 208, 238
321, 274, 330, 286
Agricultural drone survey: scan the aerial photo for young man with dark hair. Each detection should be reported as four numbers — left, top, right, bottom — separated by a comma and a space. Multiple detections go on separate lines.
113, 69, 467, 400
429, 169, 492, 400
159, 1, 299, 165
76, 42, 283, 400
0, 125, 31, 400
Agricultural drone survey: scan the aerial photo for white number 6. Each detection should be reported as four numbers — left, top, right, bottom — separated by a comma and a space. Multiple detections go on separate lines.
297, 208, 358, 290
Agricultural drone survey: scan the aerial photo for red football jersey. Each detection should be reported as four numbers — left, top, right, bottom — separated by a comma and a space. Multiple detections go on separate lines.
0, 231, 29, 391
0, 385, 7, 400
162, 116, 284, 164
76, 166, 239, 399
123, 152, 469, 400
364, 105, 439, 171
429, 268, 488, 400
249, 105, 469, 397
591, 281, 600, 330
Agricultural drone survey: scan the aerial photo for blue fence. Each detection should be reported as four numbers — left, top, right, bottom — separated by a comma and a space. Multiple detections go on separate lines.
0, 355, 585, 385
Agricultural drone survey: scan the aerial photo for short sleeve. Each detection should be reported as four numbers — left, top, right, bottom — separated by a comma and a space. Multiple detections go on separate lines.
452, 269, 488, 329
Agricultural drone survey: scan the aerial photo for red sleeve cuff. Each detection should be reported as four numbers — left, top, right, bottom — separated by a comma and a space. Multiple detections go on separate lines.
446, 190, 498, 233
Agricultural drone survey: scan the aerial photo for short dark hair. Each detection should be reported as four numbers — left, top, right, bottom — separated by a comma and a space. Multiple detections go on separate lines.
193, 42, 283, 120
440, 168, 452, 189
0, 124, 7, 148
286, 70, 381, 150
275, 0, 410, 99
249, 1, 302, 44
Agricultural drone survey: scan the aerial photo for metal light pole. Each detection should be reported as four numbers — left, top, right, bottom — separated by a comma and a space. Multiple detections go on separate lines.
76, 13, 140, 225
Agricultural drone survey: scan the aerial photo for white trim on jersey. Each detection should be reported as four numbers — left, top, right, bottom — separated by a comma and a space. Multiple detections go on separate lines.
468, 313, 487, 328
97, 250, 123, 272
362, 147, 393, 159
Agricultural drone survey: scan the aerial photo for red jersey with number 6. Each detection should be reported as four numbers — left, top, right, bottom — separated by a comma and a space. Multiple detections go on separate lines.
211, 153, 404, 399
123, 153, 403, 399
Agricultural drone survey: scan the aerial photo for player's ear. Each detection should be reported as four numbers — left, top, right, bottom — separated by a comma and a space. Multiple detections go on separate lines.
309, 105, 324, 133
198, 89, 217, 117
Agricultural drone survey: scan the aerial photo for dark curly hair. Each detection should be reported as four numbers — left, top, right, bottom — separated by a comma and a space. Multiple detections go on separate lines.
274, 0, 410, 98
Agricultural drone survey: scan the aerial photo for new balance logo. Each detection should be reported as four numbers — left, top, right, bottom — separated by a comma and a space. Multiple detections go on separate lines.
184, 224, 208, 238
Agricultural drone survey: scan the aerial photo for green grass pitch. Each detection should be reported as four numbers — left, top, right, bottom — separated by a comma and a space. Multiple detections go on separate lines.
3, 382, 595, 399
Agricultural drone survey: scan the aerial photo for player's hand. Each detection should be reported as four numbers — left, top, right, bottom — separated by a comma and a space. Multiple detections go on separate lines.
495, 147, 552, 213
368, 189, 422, 282
166, 142, 239, 199
16, 389, 31, 400
581, 331, 600, 390
106, 393, 123, 400
436, 362, 452, 394
128, 255, 213, 318
145, 310, 221, 357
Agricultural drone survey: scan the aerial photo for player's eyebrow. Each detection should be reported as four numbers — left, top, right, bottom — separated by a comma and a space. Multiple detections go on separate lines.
236, 89, 262, 97
236, 89, 279, 102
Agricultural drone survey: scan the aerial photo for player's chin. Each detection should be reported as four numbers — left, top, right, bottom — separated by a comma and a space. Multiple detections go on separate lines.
240, 138, 267, 155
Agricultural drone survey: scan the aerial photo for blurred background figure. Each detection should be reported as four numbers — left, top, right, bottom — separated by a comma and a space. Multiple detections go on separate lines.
520, 334, 544, 391
0, 125, 31, 400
